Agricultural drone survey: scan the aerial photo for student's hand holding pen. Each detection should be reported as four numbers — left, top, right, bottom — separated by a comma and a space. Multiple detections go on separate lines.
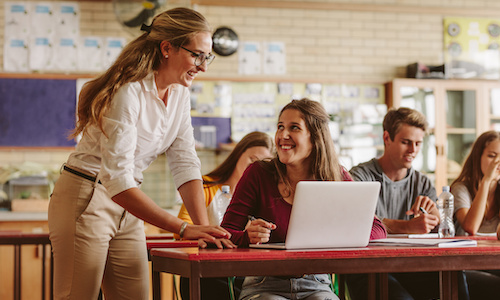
407, 195, 439, 218
402, 196, 439, 233
245, 216, 277, 245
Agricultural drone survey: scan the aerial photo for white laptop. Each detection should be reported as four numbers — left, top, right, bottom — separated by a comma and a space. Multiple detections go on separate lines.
250, 181, 381, 250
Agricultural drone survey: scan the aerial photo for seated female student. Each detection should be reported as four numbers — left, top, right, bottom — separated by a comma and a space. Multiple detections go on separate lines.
221, 98, 387, 300
177, 131, 274, 300
452, 130, 500, 299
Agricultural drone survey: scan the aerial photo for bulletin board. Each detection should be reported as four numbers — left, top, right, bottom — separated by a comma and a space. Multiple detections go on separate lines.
0, 78, 77, 147
444, 17, 500, 79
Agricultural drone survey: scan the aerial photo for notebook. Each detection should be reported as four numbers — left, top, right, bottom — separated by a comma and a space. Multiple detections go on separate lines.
369, 238, 477, 248
250, 181, 381, 250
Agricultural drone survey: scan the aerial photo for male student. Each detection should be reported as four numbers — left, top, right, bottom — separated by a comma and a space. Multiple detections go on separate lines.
344, 107, 469, 300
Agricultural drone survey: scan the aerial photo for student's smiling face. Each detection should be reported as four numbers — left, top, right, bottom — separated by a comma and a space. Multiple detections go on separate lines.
161, 31, 213, 87
383, 124, 424, 171
275, 108, 313, 168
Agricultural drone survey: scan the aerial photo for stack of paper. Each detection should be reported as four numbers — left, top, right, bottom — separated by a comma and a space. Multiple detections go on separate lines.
369, 238, 477, 248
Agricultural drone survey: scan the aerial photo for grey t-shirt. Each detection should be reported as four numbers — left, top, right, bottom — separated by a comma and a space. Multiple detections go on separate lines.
451, 182, 500, 236
349, 158, 437, 220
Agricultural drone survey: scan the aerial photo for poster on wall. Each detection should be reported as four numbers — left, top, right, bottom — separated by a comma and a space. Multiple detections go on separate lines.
263, 42, 286, 75
4, 2, 30, 72
238, 41, 261, 75
3, 1, 124, 74
444, 17, 500, 79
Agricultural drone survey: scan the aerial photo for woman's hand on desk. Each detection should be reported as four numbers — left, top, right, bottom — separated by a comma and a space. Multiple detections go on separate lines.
245, 218, 277, 245
199, 238, 237, 249
182, 224, 231, 245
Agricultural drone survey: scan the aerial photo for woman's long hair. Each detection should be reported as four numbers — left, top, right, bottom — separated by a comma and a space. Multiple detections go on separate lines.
70, 7, 211, 138
452, 130, 500, 202
204, 131, 274, 186
262, 98, 343, 195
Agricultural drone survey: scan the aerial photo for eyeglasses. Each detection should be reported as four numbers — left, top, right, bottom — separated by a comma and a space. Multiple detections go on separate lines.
180, 46, 215, 66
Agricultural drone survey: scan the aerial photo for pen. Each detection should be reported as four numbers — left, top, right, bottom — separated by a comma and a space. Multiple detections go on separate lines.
248, 215, 256, 221
419, 207, 428, 214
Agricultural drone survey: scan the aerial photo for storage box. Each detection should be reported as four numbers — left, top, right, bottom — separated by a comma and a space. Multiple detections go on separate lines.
8, 176, 50, 201
11, 199, 49, 212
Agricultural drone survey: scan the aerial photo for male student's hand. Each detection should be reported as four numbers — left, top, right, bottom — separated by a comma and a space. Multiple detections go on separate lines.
407, 195, 439, 219
406, 213, 439, 233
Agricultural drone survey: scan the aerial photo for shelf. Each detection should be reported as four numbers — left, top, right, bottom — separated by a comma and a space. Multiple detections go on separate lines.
446, 128, 476, 135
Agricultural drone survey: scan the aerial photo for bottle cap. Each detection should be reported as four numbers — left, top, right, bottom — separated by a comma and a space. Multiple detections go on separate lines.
442, 186, 450, 192
221, 185, 230, 193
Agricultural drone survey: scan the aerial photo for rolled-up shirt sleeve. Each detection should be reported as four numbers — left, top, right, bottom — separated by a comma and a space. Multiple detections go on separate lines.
166, 90, 202, 189
99, 87, 140, 197
100, 117, 139, 196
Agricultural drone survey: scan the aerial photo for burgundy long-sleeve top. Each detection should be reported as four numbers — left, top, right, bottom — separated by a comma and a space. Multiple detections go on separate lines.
221, 162, 387, 247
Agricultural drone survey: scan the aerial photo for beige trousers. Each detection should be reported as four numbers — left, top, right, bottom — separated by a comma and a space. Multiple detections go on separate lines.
48, 168, 149, 300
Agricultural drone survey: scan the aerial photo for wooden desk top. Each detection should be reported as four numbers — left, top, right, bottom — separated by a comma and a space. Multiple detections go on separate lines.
150, 239, 500, 278
151, 239, 500, 261
146, 239, 198, 250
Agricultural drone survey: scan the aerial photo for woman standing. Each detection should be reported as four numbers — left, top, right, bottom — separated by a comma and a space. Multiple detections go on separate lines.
221, 99, 386, 300
48, 8, 230, 300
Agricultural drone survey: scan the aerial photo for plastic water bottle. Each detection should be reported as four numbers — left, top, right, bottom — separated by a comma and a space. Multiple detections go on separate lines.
437, 186, 455, 238
207, 185, 232, 226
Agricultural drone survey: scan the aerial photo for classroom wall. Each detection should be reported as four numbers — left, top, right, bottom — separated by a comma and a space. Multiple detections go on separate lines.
1, 0, 500, 208
1, 0, 500, 81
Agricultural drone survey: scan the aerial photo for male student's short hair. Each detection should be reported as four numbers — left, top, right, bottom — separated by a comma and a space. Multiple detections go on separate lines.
383, 107, 428, 141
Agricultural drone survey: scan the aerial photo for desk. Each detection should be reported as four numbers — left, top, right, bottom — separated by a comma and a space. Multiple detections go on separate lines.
151, 239, 500, 300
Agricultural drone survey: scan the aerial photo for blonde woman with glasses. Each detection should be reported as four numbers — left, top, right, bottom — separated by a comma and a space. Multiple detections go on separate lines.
48, 7, 231, 300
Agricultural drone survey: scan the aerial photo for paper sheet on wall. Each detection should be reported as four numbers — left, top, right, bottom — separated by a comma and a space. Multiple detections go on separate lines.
52, 37, 78, 71
103, 38, 126, 70
4, 38, 30, 72
78, 36, 103, 72
29, 2, 55, 71
238, 41, 261, 75
30, 2, 55, 37
4, 2, 30, 72
29, 36, 54, 71
51, 2, 79, 71
55, 2, 79, 37
263, 42, 286, 75
4, 2, 30, 38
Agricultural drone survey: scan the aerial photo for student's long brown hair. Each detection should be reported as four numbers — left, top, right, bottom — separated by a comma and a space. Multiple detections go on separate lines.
261, 98, 343, 196
70, 7, 211, 139
452, 130, 500, 202
204, 131, 274, 186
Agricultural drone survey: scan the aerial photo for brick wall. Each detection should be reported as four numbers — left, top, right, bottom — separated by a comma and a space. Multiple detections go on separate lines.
2, 0, 500, 81
2, 0, 500, 208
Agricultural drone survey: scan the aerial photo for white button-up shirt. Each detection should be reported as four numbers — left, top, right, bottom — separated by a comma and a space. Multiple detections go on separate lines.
67, 73, 201, 197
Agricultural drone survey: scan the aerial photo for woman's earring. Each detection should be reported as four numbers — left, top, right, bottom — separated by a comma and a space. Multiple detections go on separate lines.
164, 54, 168, 59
